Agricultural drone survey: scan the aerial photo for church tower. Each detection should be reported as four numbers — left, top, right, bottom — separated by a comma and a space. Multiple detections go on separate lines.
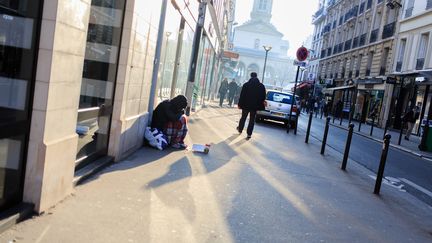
250, 0, 273, 23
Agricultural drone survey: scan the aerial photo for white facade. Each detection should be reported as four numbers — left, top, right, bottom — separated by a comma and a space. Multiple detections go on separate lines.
232, 0, 296, 86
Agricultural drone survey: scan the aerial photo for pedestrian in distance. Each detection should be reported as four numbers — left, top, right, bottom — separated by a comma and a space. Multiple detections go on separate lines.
218, 78, 229, 107
228, 79, 238, 107
403, 106, 420, 140
237, 72, 267, 139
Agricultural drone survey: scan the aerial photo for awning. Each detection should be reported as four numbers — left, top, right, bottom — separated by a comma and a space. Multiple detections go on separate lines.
356, 78, 385, 84
324, 85, 356, 91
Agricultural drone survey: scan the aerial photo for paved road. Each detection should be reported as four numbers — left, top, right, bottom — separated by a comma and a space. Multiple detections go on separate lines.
296, 114, 432, 206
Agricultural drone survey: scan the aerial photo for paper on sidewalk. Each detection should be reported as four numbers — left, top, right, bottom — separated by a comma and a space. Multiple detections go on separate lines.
191, 144, 210, 154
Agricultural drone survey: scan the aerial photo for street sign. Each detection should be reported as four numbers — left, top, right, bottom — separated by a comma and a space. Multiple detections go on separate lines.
293, 60, 307, 67
296, 46, 309, 62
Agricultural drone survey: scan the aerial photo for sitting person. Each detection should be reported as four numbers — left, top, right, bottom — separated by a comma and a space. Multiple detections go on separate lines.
151, 95, 188, 149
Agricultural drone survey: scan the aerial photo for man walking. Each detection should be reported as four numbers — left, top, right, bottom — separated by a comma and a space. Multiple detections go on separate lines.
237, 72, 266, 139
228, 79, 238, 107
218, 78, 229, 107
403, 106, 420, 140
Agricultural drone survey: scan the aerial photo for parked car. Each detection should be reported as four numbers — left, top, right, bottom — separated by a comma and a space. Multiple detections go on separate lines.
256, 90, 299, 128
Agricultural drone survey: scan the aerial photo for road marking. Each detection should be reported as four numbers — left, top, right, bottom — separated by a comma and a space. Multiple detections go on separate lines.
399, 178, 432, 198
368, 175, 406, 192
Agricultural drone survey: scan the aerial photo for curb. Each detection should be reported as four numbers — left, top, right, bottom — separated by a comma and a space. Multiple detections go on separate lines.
327, 123, 432, 160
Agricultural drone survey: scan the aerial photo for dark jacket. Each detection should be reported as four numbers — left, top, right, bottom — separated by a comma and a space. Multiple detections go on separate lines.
151, 96, 187, 130
238, 77, 266, 111
403, 110, 419, 123
219, 80, 229, 94
228, 82, 238, 97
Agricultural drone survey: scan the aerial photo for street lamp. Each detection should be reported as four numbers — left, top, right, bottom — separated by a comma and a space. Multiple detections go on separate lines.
262, 45, 272, 83
159, 31, 172, 98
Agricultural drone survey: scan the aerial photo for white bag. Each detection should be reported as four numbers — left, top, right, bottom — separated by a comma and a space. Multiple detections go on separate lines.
144, 127, 168, 150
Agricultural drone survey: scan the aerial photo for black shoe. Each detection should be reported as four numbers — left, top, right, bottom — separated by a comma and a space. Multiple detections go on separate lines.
246, 135, 251, 140
404, 136, 409, 141
236, 126, 242, 134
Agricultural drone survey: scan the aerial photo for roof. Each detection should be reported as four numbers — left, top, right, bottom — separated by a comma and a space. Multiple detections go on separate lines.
235, 20, 284, 37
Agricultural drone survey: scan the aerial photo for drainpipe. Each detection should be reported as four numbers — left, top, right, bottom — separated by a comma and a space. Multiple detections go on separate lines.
148, 0, 168, 120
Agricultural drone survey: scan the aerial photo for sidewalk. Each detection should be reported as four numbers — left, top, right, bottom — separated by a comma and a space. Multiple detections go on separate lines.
301, 111, 432, 159
1, 106, 431, 242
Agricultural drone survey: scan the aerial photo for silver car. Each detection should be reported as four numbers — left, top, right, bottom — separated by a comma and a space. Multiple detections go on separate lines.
256, 90, 299, 127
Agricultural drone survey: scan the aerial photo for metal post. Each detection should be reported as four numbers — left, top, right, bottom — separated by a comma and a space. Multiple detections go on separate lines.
159, 31, 171, 98
262, 49, 269, 83
170, 20, 185, 99
398, 121, 404, 145
419, 120, 429, 151
374, 134, 392, 194
370, 116, 375, 136
148, 0, 168, 121
288, 65, 300, 134
339, 111, 343, 126
321, 117, 331, 155
358, 120, 362, 132
294, 114, 299, 135
305, 111, 313, 143
383, 120, 389, 140
341, 123, 355, 170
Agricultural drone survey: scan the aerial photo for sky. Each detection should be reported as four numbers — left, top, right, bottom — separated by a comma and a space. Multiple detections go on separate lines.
235, 0, 319, 57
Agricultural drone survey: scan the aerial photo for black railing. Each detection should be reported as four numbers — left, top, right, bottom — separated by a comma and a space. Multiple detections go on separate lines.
352, 37, 359, 48
355, 70, 360, 77
345, 39, 352, 51
367, 0, 372, 9
349, 71, 353, 78
359, 33, 367, 46
416, 58, 425, 70
396, 61, 402, 72
382, 22, 396, 39
379, 67, 386, 75
370, 29, 379, 43
366, 69, 371, 76
405, 7, 414, 18
427, 0, 432, 10
359, 2, 365, 14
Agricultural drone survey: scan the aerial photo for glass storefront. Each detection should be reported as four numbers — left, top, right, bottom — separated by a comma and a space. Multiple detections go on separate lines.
76, 0, 125, 169
0, 0, 42, 210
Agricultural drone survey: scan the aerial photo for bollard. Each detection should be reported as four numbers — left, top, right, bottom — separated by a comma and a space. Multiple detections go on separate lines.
305, 111, 313, 143
332, 115, 335, 124
374, 134, 391, 194
370, 116, 375, 136
358, 120, 362, 132
339, 113, 343, 126
320, 110, 323, 119
341, 123, 355, 170
294, 115, 299, 135
321, 117, 331, 155
398, 121, 404, 145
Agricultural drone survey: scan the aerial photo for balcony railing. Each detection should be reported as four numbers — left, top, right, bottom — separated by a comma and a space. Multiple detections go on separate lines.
367, 0, 372, 9
396, 61, 402, 72
370, 29, 379, 43
416, 58, 425, 70
366, 69, 371, 76
352, 37, 359, 48
382, 22, 396, 39
405, 7, 414, 18
359, 2, 365, 14
379, 67, 386, 75
359, 33, 367, 46
355, 70, 360, 77
344, 39, 352, 51
427, 0, 432, 10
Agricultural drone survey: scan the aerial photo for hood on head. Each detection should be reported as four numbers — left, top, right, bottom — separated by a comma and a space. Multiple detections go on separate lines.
170, 95, 188, 111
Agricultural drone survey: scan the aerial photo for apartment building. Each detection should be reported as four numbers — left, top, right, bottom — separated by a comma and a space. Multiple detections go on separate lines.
314, 0, 399, 125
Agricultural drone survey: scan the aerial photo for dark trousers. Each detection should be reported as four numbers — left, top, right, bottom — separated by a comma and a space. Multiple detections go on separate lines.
219, 93, 226, 106
238, 110, 257, 136
228, 95, 235, 106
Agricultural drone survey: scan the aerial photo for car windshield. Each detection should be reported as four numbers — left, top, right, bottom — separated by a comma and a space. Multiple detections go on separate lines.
267, 91, 293, 104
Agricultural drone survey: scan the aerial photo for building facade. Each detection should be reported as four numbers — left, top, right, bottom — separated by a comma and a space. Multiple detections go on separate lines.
313, 0, 399, 126
389, 0, 432, 138
232, 0, 296, 87
0, 0, 228, 217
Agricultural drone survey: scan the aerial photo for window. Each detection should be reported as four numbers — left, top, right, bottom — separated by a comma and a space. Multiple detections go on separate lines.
254, 39, 260, 49
396, 39, 406, 71
405, 0, 415, 18
366, 51, 374, 76
259, 0, 267, 10
416, 34, 429, 70
356, 54, 363, 77
380, 48, 389, 75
